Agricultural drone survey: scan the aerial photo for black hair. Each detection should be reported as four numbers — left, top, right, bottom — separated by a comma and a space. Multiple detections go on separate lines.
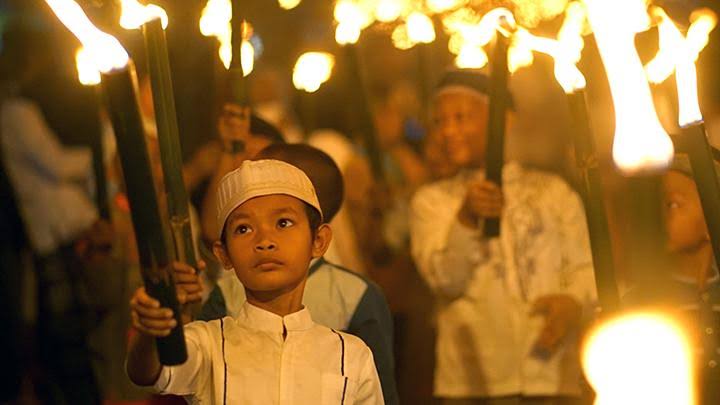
221, 201, 322, 245
250, 114, 286, 144
255, 144, 344, 222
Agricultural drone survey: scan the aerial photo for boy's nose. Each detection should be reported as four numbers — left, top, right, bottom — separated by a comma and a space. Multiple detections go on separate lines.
254, 240, 277, 251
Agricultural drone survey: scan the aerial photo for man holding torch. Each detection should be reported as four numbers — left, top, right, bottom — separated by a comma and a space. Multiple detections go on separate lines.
409, 70, 596, 404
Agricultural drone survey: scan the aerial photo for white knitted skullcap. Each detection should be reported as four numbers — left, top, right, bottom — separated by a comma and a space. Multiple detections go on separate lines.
216, 159, 323, 239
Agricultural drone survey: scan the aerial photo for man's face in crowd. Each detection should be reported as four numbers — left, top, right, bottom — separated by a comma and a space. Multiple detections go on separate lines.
432, 91, 489, 168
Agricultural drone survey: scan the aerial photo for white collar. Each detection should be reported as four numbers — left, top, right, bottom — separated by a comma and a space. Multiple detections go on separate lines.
237, 301, 314, 334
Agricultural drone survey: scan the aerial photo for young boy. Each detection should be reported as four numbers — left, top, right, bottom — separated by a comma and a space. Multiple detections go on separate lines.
410, 70, 596, 403
625, 154, 720, 404
198, 143, 399, 404
126, 159, 384, 404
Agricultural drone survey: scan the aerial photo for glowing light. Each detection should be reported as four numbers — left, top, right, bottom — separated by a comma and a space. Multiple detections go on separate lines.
375, 0, 403, 23
333, 0, 373, 45
293, 52, 335, 93
391, 24, 415, 50
553, 1, 587, 92
75, 47, 101, 86
199, 0, 253, 73
278, 0, 301, 10
119, 0, 168, 30
406, 12, 435, 44
199, 0, 232, 68
512, 0, 568, 28
644, 7, 717, 126
44, 0, 129, 73
455, 44, 488, 69
586, 0, 673, 174
335, 23, 362, 44
583, 312, 695, 405
427, 0, 466, 14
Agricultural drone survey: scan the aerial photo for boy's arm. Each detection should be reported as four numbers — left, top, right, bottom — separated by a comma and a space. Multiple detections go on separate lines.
346, 284, 399, 405
409, 184, 491, 299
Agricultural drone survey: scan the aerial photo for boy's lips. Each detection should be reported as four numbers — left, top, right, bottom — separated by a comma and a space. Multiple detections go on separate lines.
254, 258, 284, 270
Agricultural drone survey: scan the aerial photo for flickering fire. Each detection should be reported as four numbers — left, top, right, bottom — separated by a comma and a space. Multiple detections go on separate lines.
334, 0, 373, 45
645, 7, 717, 127
374, 0, 403, 23
44, 0, 129, 73
199, 0, 254, 73
585, 0, 673, 174
119, 0, 168, 30
406, 12, 435, 44
278, 0, 301, 10
442, 7, 515, 69
75, 47, 101, 86
583, 312, 695, 405
427, 0, 467, 14
292, 52, 335, 93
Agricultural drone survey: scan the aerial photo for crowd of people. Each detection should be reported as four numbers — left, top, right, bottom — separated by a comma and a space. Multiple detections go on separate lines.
2, 6, 720, 405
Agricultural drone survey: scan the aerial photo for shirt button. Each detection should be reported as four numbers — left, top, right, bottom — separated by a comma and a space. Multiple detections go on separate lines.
710, 360, 718, 368
707, 327, 714, 335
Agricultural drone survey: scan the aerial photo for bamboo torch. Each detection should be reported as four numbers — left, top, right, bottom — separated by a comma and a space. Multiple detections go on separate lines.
586, 0, 674, 298
119, 1, 198, 269
74, 47, 110, 220
645, 7, 720, 272
200, 0, 254, 153
44, 0, 186, 365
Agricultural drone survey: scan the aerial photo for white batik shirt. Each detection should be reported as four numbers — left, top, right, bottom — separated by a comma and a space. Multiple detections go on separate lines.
410, 162, 596, 398
154, 301, 384, 405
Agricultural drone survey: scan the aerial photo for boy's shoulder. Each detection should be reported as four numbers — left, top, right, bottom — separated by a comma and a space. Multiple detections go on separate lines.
310, 259, 386, 301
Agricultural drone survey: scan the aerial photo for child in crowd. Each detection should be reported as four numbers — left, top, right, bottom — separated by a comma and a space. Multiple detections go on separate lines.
126, 159, 384, 404
625, 154, 720, 404
197, 143, 399, 404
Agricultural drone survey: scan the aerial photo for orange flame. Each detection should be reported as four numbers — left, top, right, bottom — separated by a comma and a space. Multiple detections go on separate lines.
293, 52, 335, 92
585, 0, 673, 173
75, 47, 101, 86
119, 0, 168, 30
45, 0, 129, 73
199, 0, 254, 73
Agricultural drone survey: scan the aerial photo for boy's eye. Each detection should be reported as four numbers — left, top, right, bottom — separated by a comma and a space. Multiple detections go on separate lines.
234, 224, 252, 235
277, 218, 294, 229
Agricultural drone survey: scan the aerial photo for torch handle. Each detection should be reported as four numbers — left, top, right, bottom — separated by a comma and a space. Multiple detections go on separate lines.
484, 34, 510, 238
568, 91, 619, 312
682, 124, 720, 269
101, 64, 187, 365
143, 19, 198, 269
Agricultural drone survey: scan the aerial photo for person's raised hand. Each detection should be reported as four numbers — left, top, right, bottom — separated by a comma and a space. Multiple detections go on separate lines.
172, 260, 205, 306
130, 287, 177, 337
458, 179, 504, 229
218, 103, 251, 153
531, 294, 582, 355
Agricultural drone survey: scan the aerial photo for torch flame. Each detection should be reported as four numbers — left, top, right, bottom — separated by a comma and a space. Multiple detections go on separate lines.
278, 0, 301, 10
645, 7, 717, 127
119, 0, 168, 30
293, 52, 335, 93
375, 0, 403, 23
585, 0, 673, 174
334, 0, 373, 45
391, 24, 414, 50
406, 12, 436, 44
582, 312, 695, 405
75, 47, 101, 86
199, 0, 254, 73
443, 7, 515, 69
427, 0, 467, 14
45, 0, 129, 73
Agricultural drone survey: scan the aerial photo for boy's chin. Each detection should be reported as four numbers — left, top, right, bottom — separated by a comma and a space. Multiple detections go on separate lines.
241, 272, 307, 293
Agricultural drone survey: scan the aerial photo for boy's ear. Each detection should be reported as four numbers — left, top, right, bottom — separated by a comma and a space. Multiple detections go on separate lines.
311, 224, 333, 259
212, 241, 234, 270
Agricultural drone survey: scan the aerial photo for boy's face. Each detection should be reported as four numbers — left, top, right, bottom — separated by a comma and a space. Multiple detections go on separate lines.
663, 170, 709, 253
213, 194, 331, 294
432, 92, 489, 168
